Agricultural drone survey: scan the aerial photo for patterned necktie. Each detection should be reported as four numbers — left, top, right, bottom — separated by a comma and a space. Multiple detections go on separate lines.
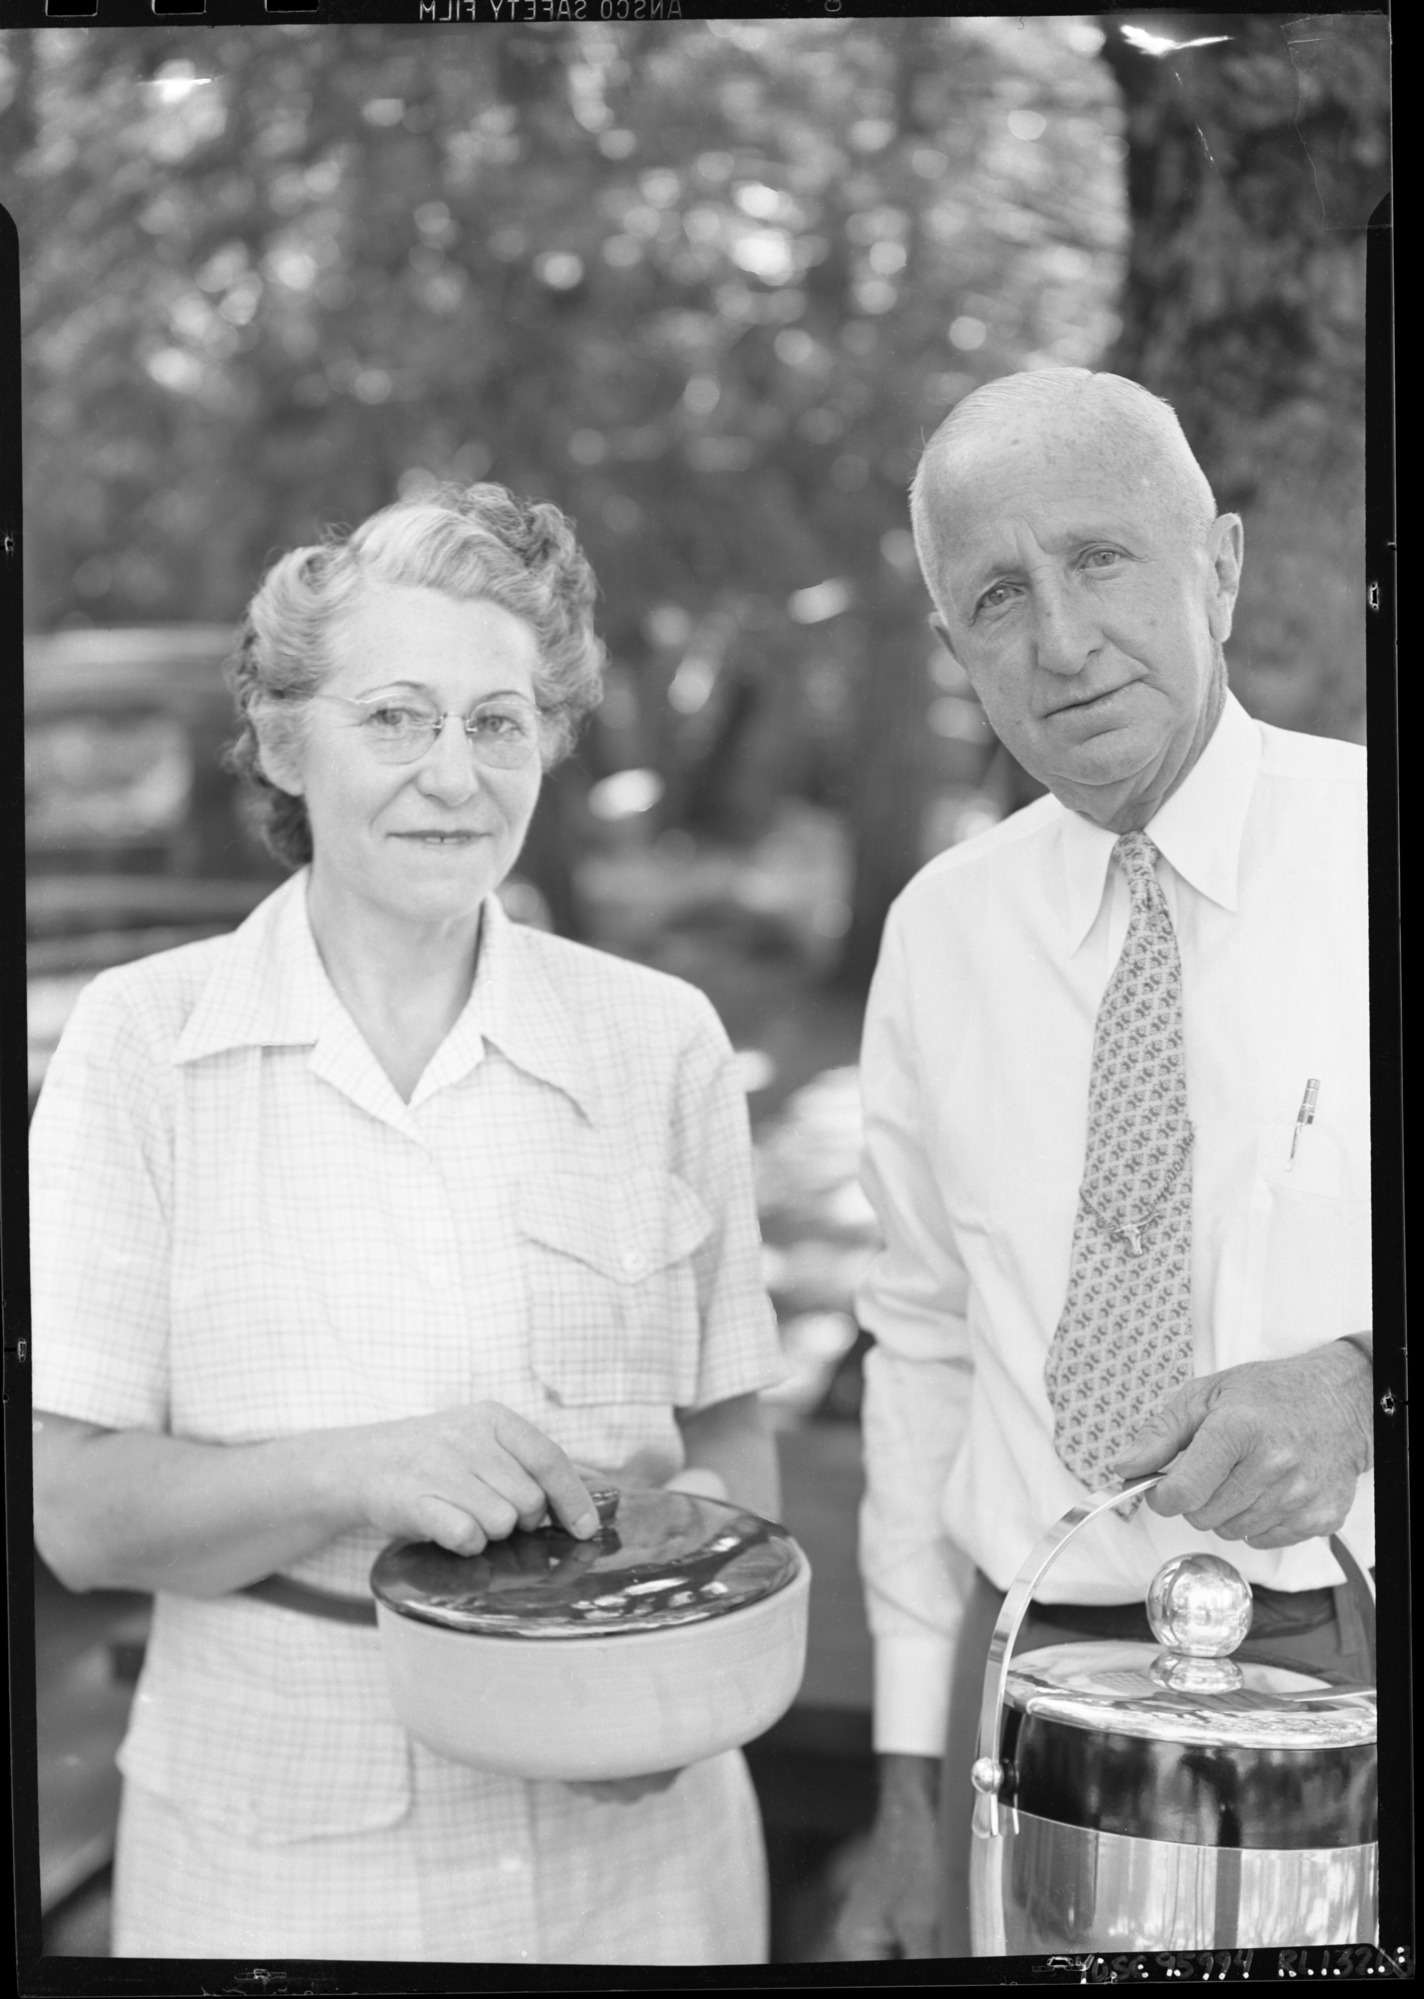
1044, 830, 1195, 1491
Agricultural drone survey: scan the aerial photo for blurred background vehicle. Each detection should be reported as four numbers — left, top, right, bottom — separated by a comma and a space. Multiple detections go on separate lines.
9, 9, 1385, 1962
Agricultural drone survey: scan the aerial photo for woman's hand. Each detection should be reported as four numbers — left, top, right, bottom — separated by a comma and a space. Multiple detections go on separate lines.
346, 1401, 600, 1555
32, 1401, 596, 1598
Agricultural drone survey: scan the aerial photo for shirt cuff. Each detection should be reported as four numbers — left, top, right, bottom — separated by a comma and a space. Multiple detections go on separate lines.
871, 1633, 956, 1758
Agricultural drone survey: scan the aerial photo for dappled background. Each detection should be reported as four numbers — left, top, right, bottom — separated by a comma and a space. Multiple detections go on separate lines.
8, 10, 1389, 1961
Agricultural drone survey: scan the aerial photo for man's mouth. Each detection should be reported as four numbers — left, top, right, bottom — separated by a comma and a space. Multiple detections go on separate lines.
1048, 686, 1127, 717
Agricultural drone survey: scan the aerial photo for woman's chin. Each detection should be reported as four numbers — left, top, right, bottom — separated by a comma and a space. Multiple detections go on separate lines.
375, 856, 505, 929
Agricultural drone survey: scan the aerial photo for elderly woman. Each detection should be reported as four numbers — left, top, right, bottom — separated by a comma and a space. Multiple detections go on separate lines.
30, 485, 784, 1964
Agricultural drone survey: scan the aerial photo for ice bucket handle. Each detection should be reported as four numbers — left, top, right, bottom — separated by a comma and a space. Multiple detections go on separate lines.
971, 1475, 1375, 1838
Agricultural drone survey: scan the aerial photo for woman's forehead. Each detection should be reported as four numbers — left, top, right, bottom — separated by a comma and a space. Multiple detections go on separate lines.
325, 583, 541, 691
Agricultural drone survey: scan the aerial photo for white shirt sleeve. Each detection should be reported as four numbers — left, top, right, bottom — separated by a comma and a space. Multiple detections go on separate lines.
854, 902, 979, 1757
29, 970, 175, 1432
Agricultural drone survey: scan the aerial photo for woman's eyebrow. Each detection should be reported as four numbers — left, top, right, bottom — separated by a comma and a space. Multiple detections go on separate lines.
350, 679, 432, 700
350, 681, 537, 704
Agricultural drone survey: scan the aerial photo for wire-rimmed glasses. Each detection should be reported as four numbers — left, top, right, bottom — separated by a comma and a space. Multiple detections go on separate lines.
313, 691, 545, 769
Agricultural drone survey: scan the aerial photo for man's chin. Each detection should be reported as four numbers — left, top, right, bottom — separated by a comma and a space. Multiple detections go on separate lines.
1042, 722, 1156, 787
1034, 729, 1169, 825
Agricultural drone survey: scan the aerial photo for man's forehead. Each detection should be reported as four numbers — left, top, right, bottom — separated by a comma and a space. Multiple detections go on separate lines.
931, 451, 1157, 552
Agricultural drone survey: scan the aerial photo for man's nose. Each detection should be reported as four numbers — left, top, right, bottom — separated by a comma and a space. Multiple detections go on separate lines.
1031, 578, 1100, 677
415, 715, 482, 801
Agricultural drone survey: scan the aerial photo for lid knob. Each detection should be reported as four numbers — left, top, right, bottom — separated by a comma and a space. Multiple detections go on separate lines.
1147, 1553, 1253, 1694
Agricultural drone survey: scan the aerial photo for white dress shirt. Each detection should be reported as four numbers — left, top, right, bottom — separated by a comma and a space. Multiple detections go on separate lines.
854, 694, 1372, 1757
30, 872, 783, 1959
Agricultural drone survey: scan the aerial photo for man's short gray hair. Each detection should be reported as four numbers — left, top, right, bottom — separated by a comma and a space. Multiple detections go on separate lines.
909, 369, 1217, 610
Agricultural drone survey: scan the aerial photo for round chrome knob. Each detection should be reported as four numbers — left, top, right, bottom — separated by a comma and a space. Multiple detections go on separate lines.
970, 1756, 1003, 1796
1146, 1553, 1253, 1657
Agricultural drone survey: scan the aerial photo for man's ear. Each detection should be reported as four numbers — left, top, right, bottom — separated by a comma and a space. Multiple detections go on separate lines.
928, 611, 969, 681
1205, 514, 1244, 645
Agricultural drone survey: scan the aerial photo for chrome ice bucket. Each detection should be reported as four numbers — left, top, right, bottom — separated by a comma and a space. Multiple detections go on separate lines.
969, 1476, 1377, 1954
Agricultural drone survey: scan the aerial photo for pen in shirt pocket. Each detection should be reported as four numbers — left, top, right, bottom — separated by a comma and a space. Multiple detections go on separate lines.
1287, 1077, 1320, 1167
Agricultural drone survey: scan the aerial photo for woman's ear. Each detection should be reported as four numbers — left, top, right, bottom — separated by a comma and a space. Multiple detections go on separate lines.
254, 715, 304, 798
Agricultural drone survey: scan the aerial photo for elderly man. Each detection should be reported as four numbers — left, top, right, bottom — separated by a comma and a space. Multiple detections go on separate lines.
834, 368, 1374, 1958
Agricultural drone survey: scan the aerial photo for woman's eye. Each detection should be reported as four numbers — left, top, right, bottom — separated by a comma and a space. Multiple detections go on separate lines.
473, 709, 532, 739
366, 705, 428, 733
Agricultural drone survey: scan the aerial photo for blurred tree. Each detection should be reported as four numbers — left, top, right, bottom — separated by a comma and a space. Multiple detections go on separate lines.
5, 18, 1126, 962
1099, 11, 1388, 741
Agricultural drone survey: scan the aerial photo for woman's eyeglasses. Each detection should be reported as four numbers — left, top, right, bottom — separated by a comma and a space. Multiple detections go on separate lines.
313, 693, 544, 769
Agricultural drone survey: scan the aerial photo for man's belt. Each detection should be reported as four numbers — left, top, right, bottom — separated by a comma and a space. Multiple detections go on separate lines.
1026, 1581, 1338, 1644
240, 1573, 379, 1627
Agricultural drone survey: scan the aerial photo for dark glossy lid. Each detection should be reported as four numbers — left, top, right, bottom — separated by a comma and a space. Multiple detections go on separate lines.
370, 1488, 801, 1638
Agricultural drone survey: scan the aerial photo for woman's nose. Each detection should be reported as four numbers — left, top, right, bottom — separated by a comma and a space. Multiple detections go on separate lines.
415, 715, 482, 800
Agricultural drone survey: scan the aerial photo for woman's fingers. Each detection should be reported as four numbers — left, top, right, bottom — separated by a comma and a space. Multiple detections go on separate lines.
491, 1409, 598, 1536
565, 1771, 682, 1802
410, 1494, 487, 1556
362, 1402, 599, 1546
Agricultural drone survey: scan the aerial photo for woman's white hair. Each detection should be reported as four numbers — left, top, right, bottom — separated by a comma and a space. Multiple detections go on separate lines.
226, 483, 606, 869
909, 369, 1217, 608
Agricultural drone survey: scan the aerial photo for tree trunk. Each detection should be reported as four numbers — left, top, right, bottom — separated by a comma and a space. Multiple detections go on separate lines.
1099, 12, 1389, 741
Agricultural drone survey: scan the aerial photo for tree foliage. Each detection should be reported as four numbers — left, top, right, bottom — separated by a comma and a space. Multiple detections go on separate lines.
5, 18, 1384, 979
5, 18, 1125, 967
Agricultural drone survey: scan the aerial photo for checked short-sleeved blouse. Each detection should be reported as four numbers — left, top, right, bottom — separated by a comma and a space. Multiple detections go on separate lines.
29, 872, 785, 1960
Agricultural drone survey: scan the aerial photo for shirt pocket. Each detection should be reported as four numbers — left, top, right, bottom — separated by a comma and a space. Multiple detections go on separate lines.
518, 1167, 712, 1408
1251, 1120, 1372, 1352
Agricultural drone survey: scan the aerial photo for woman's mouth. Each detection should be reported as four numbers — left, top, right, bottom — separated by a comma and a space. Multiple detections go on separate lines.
394, 831, 483, 845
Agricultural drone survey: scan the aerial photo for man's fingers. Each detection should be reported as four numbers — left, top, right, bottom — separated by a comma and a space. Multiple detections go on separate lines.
894, 1914, 941, 1959
831, 1912, 896, 1963
1113, 1382, 1210, 1478
1176, 1451, 1288, 1533
1147, 1411, 1252, 1517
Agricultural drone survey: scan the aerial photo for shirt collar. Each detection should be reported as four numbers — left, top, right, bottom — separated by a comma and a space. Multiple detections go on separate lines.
462, 895, 600, 1124
1058, 691, 1262, 954
175, 873, 599, 1123
174, 871, 329, 1063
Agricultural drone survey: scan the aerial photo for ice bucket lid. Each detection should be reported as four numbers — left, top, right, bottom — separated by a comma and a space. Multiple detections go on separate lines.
370, 1487, 801, 1638
1003, 1640, 1377, 1751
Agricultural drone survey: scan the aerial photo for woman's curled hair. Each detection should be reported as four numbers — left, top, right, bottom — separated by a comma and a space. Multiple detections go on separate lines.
226, 483, 606, 870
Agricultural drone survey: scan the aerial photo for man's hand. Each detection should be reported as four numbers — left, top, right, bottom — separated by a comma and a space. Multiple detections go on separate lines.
1114, 1340, 1373, 1549
827, 1755, 941, 1960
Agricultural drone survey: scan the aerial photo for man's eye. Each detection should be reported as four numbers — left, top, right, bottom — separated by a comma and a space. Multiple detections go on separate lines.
978, 582, 1019, 614
1081, 547, 1122, 570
